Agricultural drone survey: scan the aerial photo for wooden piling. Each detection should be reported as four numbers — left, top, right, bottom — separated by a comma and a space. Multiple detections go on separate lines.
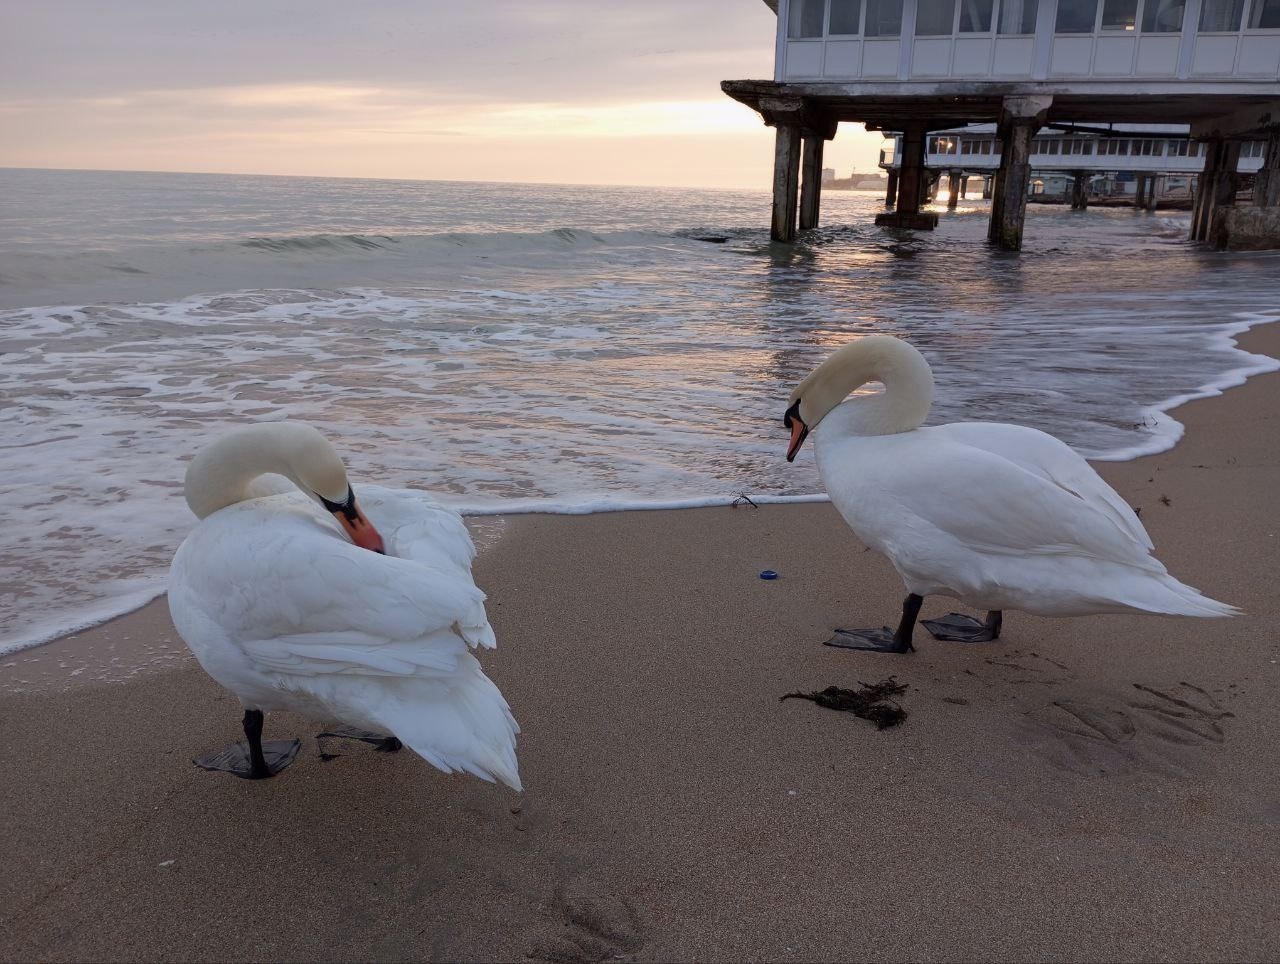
884, 169, 899, 207
947, 169, 961, 209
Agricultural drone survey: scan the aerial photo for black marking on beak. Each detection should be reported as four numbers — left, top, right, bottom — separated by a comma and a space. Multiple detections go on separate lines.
319, 485, 358, 522
785, 399, 809, 463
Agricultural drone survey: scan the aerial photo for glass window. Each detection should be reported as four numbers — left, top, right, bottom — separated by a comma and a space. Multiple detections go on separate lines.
960, 0, 996, 30
998, 0, 1040, 33
1101, 0, 1139, 29
1056, 0, 1099, 31
865, 0, 904, 35
917, 0, 958, 34
1168, 140, 1189, 156
1249, 0, 1280, 27
1141, 0, 1185, 31
930, 135, 960, 154
1199, 0, 1244, 30
829, 0, 864, 33
789, 0, 827, 38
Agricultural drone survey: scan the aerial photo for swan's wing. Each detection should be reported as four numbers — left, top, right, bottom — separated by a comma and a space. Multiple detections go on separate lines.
863, 438, 1165, 571
175, 500, 496, 658
927, 422, 1153, 550
355, 484, 477, 571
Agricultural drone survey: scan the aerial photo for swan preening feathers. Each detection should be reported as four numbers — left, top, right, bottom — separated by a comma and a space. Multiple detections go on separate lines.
785, 335, 1237, 654
169, 422, 520, 788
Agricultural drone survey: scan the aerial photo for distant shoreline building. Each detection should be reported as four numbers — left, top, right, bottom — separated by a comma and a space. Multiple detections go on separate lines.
723, 0, 1280, 249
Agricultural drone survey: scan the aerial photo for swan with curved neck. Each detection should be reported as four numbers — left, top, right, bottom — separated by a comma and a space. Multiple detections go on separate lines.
184, 421, 385, 553
785, 335, 1237, 654
169, 421, 520, 787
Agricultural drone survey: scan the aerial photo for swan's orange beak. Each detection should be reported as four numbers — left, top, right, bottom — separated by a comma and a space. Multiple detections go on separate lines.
784, 400, 809, 462
336, 504, 386, 554
321, 486, 386, 554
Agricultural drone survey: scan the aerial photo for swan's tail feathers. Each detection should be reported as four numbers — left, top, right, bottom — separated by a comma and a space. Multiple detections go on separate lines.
1130, 575, 1242, 619
377, 657, 521, 791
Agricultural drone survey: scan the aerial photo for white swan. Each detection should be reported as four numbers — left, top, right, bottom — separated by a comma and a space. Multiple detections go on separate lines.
783, 335, 1237, 653
168, 421, 520, 788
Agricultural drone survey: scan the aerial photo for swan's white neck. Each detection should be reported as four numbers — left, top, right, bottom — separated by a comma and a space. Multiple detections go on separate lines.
792, 335, 934, 438
183, 422, 349, 520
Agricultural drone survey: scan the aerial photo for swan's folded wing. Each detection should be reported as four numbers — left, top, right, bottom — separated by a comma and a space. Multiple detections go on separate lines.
357, 485, 478, 571
875, 440, 1165, 571
928, 422, 1153, 550
179, 514, 499, 682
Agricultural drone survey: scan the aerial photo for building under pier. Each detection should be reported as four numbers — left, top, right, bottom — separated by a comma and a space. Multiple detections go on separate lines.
721, 0, 1280, 249
880, 121, 1269, 209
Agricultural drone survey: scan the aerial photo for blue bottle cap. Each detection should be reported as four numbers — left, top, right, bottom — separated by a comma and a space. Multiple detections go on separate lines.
759, 570, 778, 580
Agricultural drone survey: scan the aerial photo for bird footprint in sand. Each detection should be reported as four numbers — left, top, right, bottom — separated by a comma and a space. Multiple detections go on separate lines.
528, 886, 646, 964
1027, 681, 1234, 773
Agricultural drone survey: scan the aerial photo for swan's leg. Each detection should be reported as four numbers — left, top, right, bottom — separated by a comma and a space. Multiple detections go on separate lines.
316, 725, 403, 756
192, 709, 301, 779
922, 609, 1002, 642
825, 593, 921, 654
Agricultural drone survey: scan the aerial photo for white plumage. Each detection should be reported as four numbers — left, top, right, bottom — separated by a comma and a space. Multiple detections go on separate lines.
785, 335, 1236, 650
168, 423, 520, 788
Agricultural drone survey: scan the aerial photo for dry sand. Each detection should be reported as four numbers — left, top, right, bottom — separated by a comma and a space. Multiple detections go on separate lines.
2, 326, 1278, 963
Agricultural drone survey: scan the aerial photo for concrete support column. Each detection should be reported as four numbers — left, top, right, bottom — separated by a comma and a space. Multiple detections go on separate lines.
1255, 130, 1280, 208
770, 124, 802, 242
988, 96, 1050, 250
1070, 171, 1089, 210
798, 133, 824, 231
884, 169, 899, 207
875, 124, 939, 230
1190, 141, 1221, 241
982, 175, 993, 199
1146, 175, 1159, 210
899, 126, 926, 215
1207, 142, 1243, 249
947, 169, 962, 209
1134, 174, 1148, 209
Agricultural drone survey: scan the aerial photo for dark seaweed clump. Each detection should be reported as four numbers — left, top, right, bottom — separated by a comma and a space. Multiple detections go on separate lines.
779, 677, 908, 729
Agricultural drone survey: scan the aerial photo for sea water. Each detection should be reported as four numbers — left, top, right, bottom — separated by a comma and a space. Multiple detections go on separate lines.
2, 166, 1278, 657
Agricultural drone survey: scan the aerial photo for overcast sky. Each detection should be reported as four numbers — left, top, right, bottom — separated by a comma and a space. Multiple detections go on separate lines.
0, 0, 883, 189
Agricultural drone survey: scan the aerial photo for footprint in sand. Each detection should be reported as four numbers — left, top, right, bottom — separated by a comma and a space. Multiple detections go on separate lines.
1024, 681, 1234, 775
528, 885, 647, 964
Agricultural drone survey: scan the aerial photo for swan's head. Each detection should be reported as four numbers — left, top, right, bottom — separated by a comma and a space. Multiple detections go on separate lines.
184, 422, 386, 554
784, 335, 933, 461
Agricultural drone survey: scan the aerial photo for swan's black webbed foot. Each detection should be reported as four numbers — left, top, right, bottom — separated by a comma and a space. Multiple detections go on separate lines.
194, 739, 300, 779
922, 610, 1002, 642
824, 594, 922, 654
825, 628, 913, 653
316, 725, 403, 756
195, 709, 298, 779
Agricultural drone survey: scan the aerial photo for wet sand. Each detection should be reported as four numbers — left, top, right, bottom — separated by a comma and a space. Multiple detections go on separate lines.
2, 325, 1278, 962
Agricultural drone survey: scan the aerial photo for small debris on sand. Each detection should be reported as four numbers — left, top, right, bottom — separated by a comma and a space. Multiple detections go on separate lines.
779, 677, 908, 729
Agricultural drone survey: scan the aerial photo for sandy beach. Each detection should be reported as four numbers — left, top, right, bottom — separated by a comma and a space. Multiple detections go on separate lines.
2, 323, 1278, 963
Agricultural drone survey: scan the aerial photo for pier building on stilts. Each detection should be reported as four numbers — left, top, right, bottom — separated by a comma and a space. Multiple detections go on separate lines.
722, 0, 1280, 249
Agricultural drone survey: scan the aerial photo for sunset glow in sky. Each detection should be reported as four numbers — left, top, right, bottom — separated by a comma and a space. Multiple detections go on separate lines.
0, 0, 884, 189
